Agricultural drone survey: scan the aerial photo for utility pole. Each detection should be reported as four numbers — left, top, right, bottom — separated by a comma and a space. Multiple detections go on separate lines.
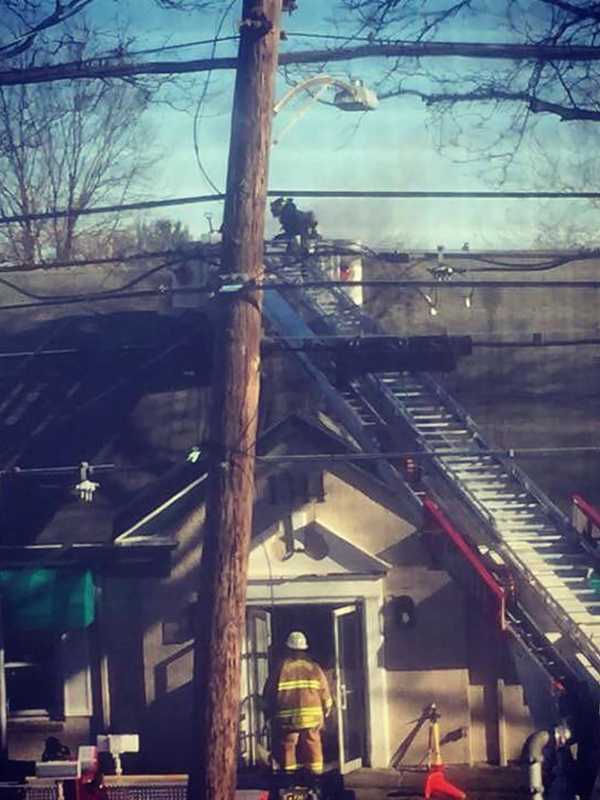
188, 4, 282, 800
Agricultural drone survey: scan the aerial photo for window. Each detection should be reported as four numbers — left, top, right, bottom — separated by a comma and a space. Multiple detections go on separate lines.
0, 569, 95, 720
5, 628, 61, 719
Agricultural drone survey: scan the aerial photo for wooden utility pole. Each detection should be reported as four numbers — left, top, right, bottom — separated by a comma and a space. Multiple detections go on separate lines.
189, 4, 282, 800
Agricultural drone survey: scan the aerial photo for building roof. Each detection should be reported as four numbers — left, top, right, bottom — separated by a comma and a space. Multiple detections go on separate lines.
114, 412, 422, 545
0, 309, 213, 573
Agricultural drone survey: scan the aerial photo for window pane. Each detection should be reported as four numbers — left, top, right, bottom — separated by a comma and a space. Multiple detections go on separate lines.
5, 629, 58, 716
6, 663, 54, 715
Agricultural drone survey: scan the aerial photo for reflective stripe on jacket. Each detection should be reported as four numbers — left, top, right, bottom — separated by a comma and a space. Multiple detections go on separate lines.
266, 656, 332, 730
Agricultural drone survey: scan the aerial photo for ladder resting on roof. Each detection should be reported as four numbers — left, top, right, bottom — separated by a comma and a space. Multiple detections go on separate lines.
263, 244, 600, 698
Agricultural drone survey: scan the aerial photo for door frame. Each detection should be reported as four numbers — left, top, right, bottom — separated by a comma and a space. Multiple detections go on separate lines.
246, 576, 388, 768
240, 607, 272, 768
333, 604, 366, 773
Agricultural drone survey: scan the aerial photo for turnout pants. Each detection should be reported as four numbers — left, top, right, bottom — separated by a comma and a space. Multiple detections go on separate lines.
276, 726, 324, 774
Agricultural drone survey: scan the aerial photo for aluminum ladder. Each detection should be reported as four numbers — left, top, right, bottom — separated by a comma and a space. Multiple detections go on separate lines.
264, 248, 600, 689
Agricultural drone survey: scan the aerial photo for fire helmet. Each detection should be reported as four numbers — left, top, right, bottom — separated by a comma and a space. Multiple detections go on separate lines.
286, 630, 309, 650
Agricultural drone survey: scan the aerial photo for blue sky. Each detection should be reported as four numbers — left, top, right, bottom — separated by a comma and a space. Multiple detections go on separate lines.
86, 0, 594, 250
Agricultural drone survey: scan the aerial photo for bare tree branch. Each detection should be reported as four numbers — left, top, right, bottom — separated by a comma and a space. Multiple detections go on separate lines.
538, 0, 600, 23
333, 0, 600, 173
379, 84, 600, 121
0, 0, 94, 59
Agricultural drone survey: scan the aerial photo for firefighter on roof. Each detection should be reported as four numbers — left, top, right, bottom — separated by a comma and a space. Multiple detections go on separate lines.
263, 631, 333, 775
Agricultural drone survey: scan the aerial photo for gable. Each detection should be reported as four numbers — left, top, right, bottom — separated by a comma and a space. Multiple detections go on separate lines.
316, 472, 418, 559
113, 413, 421, 561
249, 510, 389, 580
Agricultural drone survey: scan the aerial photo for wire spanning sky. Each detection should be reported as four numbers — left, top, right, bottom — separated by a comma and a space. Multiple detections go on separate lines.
72, 1, 600, 249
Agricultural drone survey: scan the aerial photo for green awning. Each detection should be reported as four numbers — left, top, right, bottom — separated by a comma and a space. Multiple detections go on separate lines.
0, 569, 95, 630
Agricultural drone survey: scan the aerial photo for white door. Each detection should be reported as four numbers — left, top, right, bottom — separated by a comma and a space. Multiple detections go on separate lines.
240, 608, 271, 767
333, 604, 366, 773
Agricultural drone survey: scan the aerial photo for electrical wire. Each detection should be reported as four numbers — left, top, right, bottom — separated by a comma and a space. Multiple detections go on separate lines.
286, 31, 427, 45
0, 194, 224, 225
404, 250, 600, 272
0, 291, 157, 313
0, 234, 598, 311
2, 443, 599, 479
3, 278, 600, 314
6, 189, 600, 226
69, 30, 430, 65
286, 31, 377, 43
192, 0, 237, 195
1, 242, 598, 276
0, 246, 204, 274
0, 257, 185, 302
255, 446, 600, 463
95, 35, 239, 62
464, 256, 588, 272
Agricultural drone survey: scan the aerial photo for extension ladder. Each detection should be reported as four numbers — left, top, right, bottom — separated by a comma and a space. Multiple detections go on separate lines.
263, 245, 600, 693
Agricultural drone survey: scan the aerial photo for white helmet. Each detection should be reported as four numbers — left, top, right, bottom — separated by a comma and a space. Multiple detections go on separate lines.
286, 630, 308, 650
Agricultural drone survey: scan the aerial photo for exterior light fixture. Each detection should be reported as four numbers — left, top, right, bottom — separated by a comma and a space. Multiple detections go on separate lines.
387, 595, 417, 628
273, 75, 378, 145
74, 461, 99, 503
464, 289, 474, 309
333, 79, 379, 112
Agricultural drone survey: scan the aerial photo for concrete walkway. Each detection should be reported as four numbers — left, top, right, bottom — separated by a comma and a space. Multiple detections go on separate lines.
345, 766, 529, 800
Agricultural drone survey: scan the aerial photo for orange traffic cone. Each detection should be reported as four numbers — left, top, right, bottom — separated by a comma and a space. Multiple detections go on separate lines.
423, 705, 466, 800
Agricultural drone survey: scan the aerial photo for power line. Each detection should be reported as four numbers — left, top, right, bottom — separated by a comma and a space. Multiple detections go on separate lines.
0, 247, 201, 273
191, 0, 237, 195
255, 446, 600, 463
3, 40, 600, 87
2, 278, 600, 315
0, 257, 186, 303
0, 462, 151, 478
278, 278, 600, 288
83, 30, 458, 65
96, 35, 239, 61
0, 289, 157, 312
464, 256, 586, 271
0, 246, 597, 275
0, 194, 224, 225
71, 27, 398, 66
277, 190, 600, 199
2, 443, 599, 480
5, 189, 600, 227
86, 30, 406, 64
287, 31, 377, 43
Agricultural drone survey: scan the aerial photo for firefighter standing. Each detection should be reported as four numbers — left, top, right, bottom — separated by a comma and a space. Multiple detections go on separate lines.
264, 631, 333, 775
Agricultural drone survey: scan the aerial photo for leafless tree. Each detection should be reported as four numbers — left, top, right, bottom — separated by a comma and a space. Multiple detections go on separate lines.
0, 0, 219, 59
337, 0, 600, 172
0, 25, 155, 265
